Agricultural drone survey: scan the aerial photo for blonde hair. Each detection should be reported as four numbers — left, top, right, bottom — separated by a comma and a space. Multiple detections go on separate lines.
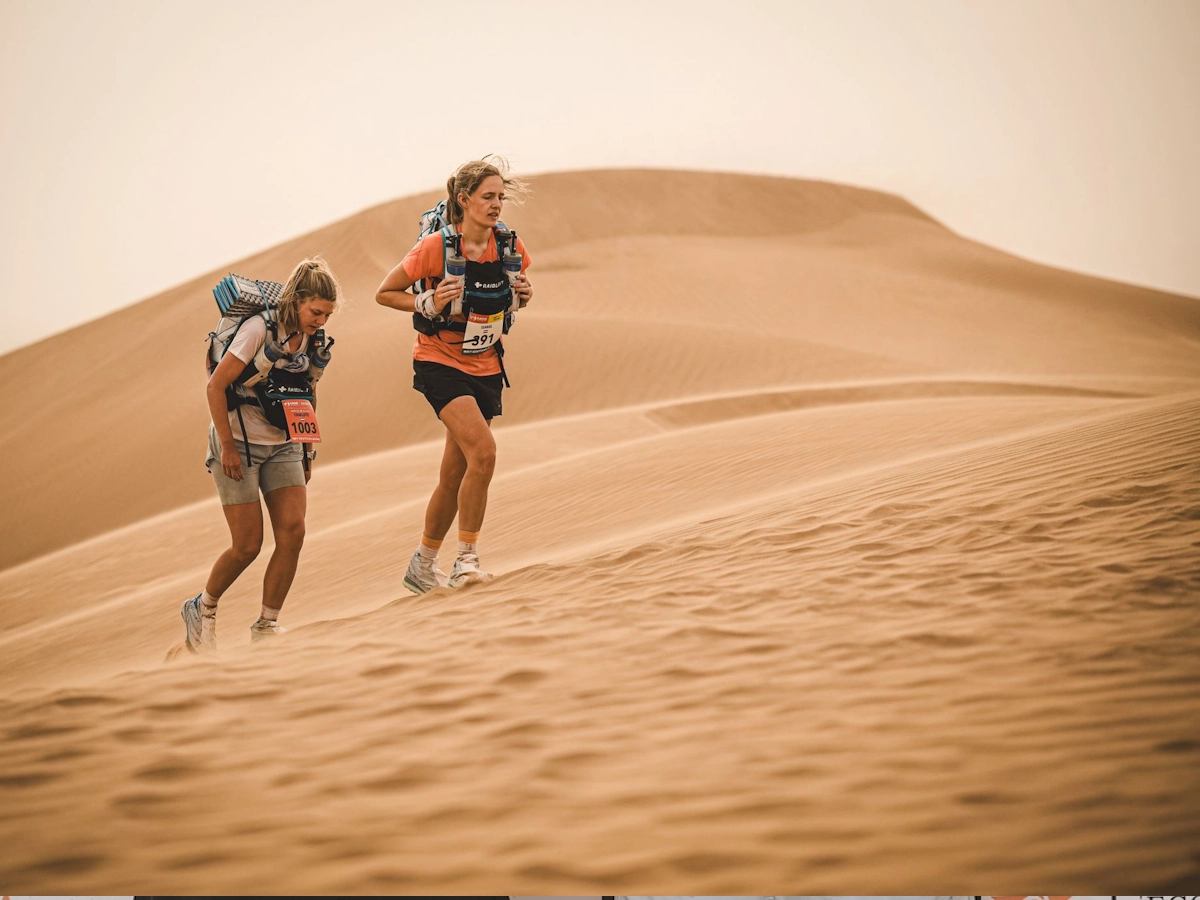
277, 256, 341, 334
445, 155, 528, 225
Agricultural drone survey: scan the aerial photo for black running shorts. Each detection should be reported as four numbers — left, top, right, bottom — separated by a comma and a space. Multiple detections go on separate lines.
413, 360, 504, 419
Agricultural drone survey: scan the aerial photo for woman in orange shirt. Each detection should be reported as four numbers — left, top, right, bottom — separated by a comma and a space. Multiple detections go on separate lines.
376, 158, 533, 591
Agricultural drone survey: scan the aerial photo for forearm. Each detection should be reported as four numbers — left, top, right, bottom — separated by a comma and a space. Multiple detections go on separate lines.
376, 288, 417, 312
376, 260, 419, 311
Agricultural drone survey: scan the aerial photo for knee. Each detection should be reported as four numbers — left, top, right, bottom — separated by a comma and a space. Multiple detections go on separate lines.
470, 443, 497, 478
230, 540, 262, 565
276, 519, 306, 551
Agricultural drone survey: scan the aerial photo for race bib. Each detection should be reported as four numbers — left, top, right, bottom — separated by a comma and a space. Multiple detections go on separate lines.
281, 399, 322, 443
461, 310, 504, 355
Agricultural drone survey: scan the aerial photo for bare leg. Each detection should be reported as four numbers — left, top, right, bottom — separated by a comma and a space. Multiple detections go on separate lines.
422, 430, 469, 542
206, 501, 264, 597
261, 485, 307, 611
435, 397, 496, 534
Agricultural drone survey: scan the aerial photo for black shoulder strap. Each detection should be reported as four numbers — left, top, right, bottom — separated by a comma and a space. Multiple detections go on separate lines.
494, 225, 513, 255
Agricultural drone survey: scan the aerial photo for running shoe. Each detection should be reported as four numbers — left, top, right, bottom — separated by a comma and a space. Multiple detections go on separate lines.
403, 550, 449, 595
180, 593, 216, 654
249, 618, 287, 643
448, 551, 493, 588
200, 607, 218, 652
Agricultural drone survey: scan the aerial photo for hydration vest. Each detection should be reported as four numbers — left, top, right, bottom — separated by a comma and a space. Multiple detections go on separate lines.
225, 312, 316, 434
412, 226, 519, 341
412, 226, 520, 385
208, 309, 316, 454
206, 273, 334, 468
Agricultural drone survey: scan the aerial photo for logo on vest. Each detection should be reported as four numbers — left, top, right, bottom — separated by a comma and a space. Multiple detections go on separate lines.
474, 280, 504, 290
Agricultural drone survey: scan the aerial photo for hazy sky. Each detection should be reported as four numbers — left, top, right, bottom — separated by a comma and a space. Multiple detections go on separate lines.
2, 0, 1198, 353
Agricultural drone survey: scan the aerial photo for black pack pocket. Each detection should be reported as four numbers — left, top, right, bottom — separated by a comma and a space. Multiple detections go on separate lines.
255, 369, 314, 435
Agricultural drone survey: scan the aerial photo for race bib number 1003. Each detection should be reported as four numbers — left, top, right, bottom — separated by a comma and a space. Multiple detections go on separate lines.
461, 310, 504, 355
282, 399, 322, 443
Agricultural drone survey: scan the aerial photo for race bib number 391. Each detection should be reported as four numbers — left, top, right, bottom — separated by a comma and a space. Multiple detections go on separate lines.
282, 399, 322, 443
461, 310, 504, 355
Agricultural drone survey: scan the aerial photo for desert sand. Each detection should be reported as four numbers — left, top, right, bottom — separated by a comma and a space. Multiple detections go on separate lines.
0, 170, 1197, 892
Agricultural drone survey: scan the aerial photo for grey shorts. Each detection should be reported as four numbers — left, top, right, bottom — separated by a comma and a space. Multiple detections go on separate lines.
205, 426, 305, 505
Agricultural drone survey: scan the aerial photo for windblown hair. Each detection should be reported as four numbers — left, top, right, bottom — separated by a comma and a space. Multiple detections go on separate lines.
445, 155, 528, 225
277, 256, 341, 334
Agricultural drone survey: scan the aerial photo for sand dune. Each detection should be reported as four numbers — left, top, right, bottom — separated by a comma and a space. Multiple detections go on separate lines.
3, 172, 1196, 568
1, 170, 1198, 892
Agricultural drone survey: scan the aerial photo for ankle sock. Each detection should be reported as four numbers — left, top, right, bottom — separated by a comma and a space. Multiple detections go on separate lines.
458, 530, 480, 556
259, 604, 280, 623
201, 590, 219, 617
419, 535, 442, 560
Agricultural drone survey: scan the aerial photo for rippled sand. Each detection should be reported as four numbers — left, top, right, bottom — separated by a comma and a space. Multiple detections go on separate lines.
1, 171, 1197, 892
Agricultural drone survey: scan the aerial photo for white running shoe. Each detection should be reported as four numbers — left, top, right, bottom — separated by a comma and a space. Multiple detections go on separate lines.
249, 618, 287, 643
178, 600, 205, 657
200, 608, 218, 652
403, 550, 449, 595
448, 551, 493, 588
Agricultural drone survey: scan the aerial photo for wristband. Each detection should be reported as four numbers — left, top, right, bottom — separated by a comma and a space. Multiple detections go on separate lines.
414, 289, 438, 318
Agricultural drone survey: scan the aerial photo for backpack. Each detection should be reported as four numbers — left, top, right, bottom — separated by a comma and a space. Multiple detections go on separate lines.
206, 274, 285, 380
205, 274, 319, 463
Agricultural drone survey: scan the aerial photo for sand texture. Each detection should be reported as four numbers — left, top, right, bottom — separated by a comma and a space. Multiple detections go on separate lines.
1, 170, 1198, 892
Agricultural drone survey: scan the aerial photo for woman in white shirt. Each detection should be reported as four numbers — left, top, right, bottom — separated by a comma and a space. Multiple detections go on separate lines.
181, 257, 341, 653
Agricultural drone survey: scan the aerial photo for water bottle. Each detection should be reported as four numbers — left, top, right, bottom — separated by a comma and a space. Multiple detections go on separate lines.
253, 329, 298, 378
445, 237, 467, 317
263, 331, 296, 363
445, 244, 467, 282
501, 231, 524, 307
309, 329, 334, 382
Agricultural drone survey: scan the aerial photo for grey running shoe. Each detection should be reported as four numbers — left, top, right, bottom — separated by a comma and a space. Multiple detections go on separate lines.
180, 593, 215, 653
249, 618, 287, 643
403, 550, 449, 595
448, 551, 493, 588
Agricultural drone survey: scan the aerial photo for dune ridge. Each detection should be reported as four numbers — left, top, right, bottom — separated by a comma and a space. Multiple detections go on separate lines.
3, 172, 1196, 568
1, 169, 1198, 891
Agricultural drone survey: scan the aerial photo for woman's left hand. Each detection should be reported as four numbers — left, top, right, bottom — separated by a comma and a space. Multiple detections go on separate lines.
514, 274, 533, 308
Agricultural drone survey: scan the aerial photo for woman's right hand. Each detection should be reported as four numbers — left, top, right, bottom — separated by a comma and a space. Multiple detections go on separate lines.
221, 444, 245, 482
434, 277, 463, 314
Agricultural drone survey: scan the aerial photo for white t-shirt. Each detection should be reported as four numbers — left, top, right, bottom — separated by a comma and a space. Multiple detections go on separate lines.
223, 315, 310, 445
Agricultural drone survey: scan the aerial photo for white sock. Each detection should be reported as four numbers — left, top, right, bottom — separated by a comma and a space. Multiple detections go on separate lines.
259, 605, 280, 623
201, 590, 219, 617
